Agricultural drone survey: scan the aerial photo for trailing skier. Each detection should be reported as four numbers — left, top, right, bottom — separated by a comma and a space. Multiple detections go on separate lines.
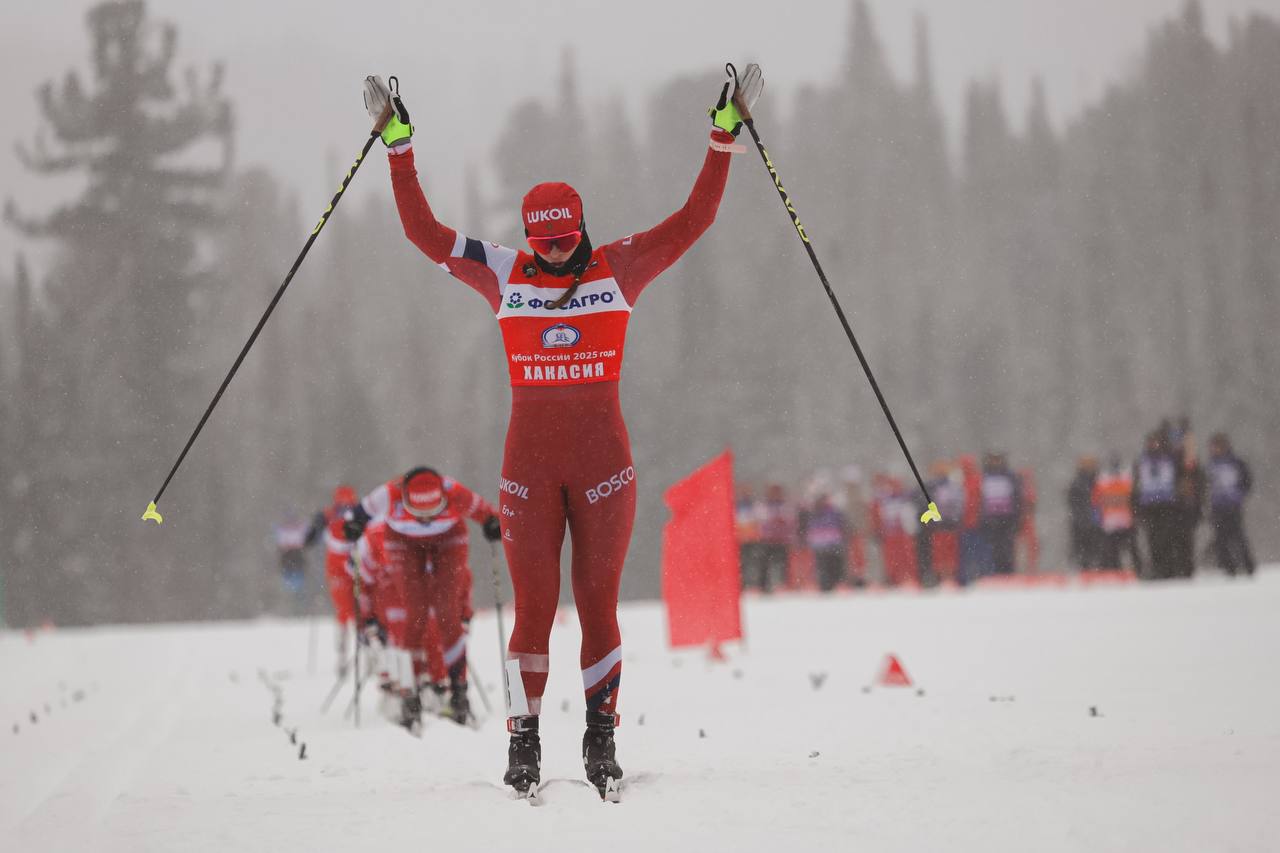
344, 467, 500, 727
309, 485, 360, 671
349, 518, 420, 728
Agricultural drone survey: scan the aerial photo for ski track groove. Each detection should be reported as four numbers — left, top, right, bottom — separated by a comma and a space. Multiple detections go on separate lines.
5, 576, 1280, 851
13, 635, 189, 846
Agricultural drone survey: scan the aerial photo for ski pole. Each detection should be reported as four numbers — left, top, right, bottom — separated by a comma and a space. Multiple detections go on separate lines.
351, 546, 363, 728
306, 570, 318, 677
319, 655, 352, 713
729, 63, 939, 525
466, 659, 493, 716
488, 541, 511, 715
140, 105, 394, 525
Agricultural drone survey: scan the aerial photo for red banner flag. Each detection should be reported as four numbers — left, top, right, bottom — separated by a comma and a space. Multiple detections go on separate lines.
661, 450, 743, 649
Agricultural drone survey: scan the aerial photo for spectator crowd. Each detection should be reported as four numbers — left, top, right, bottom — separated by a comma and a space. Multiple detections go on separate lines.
735, 420, 1257, 594
1067, 419, 1256, 580
734, 452, 1039, 593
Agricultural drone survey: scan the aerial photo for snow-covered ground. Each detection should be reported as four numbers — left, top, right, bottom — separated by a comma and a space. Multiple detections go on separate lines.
4, 570, 1279, 852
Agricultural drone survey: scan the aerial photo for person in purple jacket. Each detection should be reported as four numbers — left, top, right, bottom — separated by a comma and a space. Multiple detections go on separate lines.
1206, 433, 1255, 576
800, 493, 851, 592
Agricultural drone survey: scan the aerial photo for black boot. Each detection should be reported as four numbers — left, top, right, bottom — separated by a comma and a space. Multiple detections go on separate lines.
447, 677, 472, 727
399, 691, 423, 735
423, 681, 448, 714
503, 715, 541, 795
583, 711, 623, 801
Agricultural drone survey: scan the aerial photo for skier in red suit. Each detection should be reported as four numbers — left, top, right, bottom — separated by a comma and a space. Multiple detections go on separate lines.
343, 467, 499, 726
353, 519, 402, 651
307, 485, 359, 672
308, 485, 359, 625
362, 66, 761, 798
351, 519, 407, 713
353, 518, 447, 729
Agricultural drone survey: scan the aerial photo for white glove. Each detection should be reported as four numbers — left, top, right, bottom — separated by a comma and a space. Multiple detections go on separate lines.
362, 75, 412, 145
362, 75, 391, 122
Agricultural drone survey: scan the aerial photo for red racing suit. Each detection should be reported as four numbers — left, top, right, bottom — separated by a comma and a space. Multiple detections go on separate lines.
359, 476, 493, 684
353, 520, 405, 647
351, 520, 407, 688
356, 521, 470, 686
389, 127, 735, 719
309, 504, 357, 626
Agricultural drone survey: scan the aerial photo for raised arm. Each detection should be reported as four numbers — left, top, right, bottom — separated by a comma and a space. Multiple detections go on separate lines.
388, 147, 459, 265
365, 75, 511, 311
604, 132, 735, 303
604, 66, 762, 302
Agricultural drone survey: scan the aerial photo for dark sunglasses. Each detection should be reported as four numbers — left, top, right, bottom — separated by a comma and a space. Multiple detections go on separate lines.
527, 230, 583, 255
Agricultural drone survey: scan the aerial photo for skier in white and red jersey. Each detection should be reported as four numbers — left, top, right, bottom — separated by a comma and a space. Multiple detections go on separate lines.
343, 467, 500, 726
361, 65, 762, 798
355, 513, 478, 729
351, 518, 427, 729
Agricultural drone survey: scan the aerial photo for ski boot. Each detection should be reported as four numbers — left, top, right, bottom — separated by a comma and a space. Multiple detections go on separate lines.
446, 677, 472, 727
583, 711, 623, 802
503, 715, 541, 799
420, 680, 448, 716
377, 680, 400, 723
399, 690, 423, 735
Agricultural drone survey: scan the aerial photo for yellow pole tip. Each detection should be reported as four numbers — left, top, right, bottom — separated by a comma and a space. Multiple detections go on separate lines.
920, 501, 941, 525
141, 502, 164, 524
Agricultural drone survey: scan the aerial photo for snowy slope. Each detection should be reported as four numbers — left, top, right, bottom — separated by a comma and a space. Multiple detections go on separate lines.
4, 571, 1279, 853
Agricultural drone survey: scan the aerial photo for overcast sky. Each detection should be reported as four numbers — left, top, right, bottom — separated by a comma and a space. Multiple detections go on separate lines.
3, 0, 1279, 266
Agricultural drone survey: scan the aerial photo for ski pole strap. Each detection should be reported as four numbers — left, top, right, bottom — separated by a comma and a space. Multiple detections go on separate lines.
740, 116, 938, 522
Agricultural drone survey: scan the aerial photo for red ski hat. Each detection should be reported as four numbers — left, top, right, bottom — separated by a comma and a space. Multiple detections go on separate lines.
402, 467, 445, 518
522, 182, 583, 237
332, 484, 357, 506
